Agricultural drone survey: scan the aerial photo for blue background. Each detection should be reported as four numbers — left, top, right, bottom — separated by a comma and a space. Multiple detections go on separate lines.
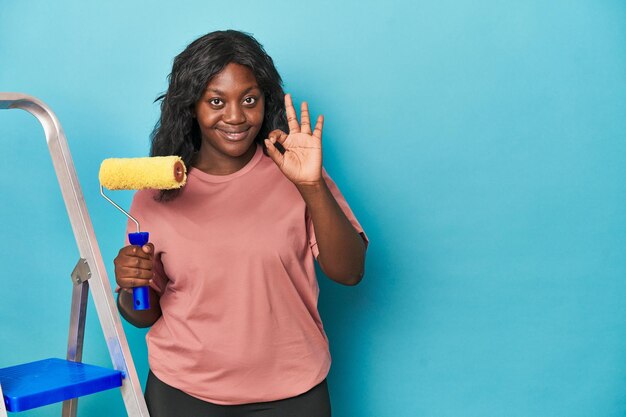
2, 1, 626, 416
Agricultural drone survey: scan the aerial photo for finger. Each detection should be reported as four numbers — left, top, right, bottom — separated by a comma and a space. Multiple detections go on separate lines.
118, 263, 153, 278
118, 266, 153, 280
118, 256, 153, 271
285, 94, 300, 134
313, 115, 324, 140
142, 243, 154, 254
276, 130, 289, 145
264, 138, 285, 167
118, 277, 152, 289
300, 102, 311, 135
115, 251, 152, 270
268, 129, 285, 139
121, 245, 152, 260
269, 129, 289, 144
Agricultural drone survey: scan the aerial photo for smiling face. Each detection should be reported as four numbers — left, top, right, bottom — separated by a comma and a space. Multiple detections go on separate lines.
193, 62, 265, 174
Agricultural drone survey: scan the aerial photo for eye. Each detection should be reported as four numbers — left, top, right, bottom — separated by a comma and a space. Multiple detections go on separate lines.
208, 98, 223, 106
243, 96, 257, 105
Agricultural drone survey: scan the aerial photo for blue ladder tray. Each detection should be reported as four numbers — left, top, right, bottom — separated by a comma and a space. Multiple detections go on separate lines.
0, 358, 123, 412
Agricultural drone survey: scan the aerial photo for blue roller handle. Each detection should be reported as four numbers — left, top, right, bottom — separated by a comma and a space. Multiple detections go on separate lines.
128, 231, 150, 310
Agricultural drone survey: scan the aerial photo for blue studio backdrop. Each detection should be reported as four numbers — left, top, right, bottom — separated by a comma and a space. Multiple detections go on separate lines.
2, 1, 626, 416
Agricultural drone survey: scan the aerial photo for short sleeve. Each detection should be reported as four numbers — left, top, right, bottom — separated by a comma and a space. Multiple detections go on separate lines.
115, 190, 169, 295
306, 168, 369, 259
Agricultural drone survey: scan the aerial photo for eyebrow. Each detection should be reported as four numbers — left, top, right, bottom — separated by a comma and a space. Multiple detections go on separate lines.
205, 86, 261, 95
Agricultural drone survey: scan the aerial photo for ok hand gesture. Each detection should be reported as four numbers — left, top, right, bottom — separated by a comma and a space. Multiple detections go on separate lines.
264, 94, 323, 186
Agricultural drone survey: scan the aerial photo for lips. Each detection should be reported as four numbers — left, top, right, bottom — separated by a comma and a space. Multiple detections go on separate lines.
216, 127, 250, 142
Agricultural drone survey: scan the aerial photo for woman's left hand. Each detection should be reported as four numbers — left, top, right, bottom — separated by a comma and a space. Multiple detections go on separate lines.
265, 94, 323, 187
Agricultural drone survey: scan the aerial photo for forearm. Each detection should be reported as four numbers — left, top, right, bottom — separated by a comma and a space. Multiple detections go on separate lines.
297, 181, 366, 285
117, 288, 162, 328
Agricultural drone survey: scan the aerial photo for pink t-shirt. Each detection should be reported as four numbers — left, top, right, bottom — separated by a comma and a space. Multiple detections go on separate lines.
125, 144, 367, 405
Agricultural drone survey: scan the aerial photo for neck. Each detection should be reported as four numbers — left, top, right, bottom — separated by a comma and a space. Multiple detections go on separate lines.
193, 143, 257, 175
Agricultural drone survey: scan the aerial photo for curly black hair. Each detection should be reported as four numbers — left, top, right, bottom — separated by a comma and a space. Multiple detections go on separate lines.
150, 30, 288, 201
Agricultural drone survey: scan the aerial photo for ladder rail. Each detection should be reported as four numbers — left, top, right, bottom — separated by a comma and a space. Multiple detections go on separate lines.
0, 93, 149, 416
0, 382, 7, 417
62, 273, 90, 417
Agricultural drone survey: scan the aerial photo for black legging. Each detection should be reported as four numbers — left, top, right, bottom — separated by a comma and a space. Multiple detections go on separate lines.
145, 370, 332, 417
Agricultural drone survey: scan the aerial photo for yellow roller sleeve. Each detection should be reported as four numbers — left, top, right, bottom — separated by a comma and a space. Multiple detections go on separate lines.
99, 156, 187, 190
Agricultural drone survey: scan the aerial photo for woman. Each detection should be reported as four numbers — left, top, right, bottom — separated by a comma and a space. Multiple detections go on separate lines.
114, 30, 368, 417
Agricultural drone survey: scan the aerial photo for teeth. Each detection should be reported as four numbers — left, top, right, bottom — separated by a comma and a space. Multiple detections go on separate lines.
219, 129, 247, 140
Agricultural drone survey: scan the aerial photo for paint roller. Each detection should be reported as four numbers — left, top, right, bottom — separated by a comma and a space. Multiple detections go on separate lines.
99, 156, 187, 310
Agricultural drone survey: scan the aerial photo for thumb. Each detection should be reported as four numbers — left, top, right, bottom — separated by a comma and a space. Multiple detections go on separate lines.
264, 138, 284, 168
142, 243, 154, 255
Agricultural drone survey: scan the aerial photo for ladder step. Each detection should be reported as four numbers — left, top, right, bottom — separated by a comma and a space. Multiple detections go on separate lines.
0, 358, 123, 412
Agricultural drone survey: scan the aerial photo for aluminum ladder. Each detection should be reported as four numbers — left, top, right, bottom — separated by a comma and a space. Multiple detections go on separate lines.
0, 93, 150, 417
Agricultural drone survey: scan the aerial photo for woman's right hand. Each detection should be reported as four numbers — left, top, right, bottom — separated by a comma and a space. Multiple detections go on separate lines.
114, 243, 154, 293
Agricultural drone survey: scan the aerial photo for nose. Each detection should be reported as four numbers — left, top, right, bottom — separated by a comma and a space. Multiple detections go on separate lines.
222, 102, 246, 125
